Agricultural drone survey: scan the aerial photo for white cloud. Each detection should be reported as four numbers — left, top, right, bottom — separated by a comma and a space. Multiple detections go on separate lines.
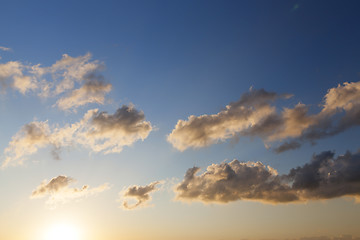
0, 53, 112, 111
2, 105, 152, 168
55, 80, 112, 111
31, 175, 110, 208
0, 46, 11, 51
168, 81, 360, 153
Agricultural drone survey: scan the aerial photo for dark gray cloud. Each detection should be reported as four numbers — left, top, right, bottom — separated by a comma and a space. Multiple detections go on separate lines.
168, 81, 360, 153
175, 149, 360, 204
120, 181, 162, 210
273, 141, 302, 153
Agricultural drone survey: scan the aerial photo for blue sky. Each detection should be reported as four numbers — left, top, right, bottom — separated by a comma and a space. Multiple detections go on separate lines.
1, 1, 360, 240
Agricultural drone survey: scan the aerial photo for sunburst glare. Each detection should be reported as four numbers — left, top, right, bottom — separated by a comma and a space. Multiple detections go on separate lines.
43, 223, 82, 240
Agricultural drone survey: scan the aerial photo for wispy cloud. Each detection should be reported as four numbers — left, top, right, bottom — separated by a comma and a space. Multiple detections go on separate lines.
2, 121, 52, 168
168, 81, 360, 153
55, 78, 112, 111
0, 61, 38, 93
2, 105, 152, 168
0, 53, 112, 111
0, 46, 11, 51
30, 175, 110, 209
119, 181, 162, 210
175, 149, 360, 204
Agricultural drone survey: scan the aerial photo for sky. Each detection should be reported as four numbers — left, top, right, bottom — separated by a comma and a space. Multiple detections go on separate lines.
1, 0, 360, 240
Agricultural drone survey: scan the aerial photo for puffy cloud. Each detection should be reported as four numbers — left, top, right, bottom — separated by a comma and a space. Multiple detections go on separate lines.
82, 105, 152, 153
167, 89, 290, 151
0, 53, 112, 110
175, 149, 360, 204
168, 81, 360, 153
175, 160, 297, 204
31, 175, 110, 208
2, 105, 152, 167
120, 181, 162, 210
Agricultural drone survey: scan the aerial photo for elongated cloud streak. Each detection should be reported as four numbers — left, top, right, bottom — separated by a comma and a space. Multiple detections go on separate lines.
168, 89, 291, 151
0, 46, 11, 51
120, 181, 162, 210
0, 53, 112, 110
175, 150, 360, 204
55, 80, 112, 111
168, 81, 360, 152
2, 105, 152, 167
31, 175, 110, 208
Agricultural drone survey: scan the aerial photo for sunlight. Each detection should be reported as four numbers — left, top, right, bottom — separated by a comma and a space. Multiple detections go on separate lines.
43, 223, 81, 240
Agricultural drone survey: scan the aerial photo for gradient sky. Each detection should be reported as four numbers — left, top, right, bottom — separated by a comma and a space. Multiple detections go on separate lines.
1, 1, 360, 240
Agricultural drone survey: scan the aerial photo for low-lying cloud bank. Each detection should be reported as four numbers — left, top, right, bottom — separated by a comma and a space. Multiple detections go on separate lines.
168, 81, 360, 152
119, 181, 162, 210
0, 53, 111, 111
175, 149, 360, 204
31, 175, 110, 208
2, 105, 152, 168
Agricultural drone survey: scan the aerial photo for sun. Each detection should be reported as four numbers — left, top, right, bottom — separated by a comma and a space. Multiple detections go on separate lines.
43, 223, 82, 240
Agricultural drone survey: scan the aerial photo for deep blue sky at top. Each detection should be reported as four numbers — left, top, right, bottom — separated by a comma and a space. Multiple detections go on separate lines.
2, 0, 360, 109
1, 0, 360, 173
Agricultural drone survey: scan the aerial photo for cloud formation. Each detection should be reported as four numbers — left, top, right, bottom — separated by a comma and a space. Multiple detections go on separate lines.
2, 121, 52, 168
0, 61, 37, 93
175, 149, 360, 204
0, 46, 11, 51
2, 105, 152, 168
168, 81, 360, 152
55, 79, 112, 111
31, 175, 110, 208
120, 181, 162, 210
0, 53, 112, 110
167, 89, 291, 151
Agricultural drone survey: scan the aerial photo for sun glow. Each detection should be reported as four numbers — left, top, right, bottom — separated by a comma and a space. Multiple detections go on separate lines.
43, 223, 82, 240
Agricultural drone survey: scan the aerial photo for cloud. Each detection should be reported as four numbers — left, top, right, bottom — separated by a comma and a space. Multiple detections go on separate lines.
82, 105, 152, 153
55, 79, 112, 111
273, 141, 302, 153
42, 53, 104, 96
167, 89, 291, 151
31, 175, 110, 208
0, 46, 11, 51
168, 81, 360, 153
175, 149, 360, 204
2, 105, 152, 167
120, 181, 162, 210
2, 121, 52, 168
0, 61, 37, 93
0, 53, 112, 110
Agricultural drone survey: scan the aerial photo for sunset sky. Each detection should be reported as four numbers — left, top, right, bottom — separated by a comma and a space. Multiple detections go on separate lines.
1, 1, 360, 240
